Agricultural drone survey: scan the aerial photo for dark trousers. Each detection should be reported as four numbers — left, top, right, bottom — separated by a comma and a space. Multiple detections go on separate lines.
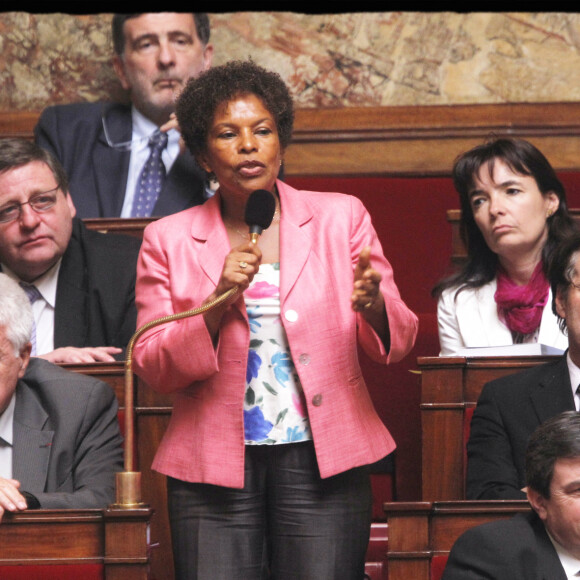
168, 441, 372, 580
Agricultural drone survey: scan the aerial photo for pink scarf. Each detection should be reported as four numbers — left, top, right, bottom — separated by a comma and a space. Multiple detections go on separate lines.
495, 261, 549, 336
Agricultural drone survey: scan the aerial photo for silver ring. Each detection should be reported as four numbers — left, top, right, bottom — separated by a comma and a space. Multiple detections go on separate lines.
239, 261, 248, 270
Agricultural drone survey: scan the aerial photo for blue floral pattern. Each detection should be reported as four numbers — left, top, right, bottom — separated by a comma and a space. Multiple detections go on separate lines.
243, 263, 312, 445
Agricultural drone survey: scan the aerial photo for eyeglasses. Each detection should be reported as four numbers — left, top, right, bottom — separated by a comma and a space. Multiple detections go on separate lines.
102, 112, 157, 152
0, 187, 59, 223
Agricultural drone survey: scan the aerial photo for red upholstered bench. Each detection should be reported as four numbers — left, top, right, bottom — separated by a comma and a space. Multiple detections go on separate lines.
431, 555, 448, 580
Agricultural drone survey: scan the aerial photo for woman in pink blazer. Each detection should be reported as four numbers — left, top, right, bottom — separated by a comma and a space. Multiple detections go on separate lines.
133, 60, 418, 580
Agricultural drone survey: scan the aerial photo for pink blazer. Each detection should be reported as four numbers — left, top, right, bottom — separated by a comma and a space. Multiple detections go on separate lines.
133, 181, 418, 488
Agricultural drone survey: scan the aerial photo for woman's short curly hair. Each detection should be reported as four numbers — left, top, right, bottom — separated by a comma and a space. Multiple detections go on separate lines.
176, 60, 294, 159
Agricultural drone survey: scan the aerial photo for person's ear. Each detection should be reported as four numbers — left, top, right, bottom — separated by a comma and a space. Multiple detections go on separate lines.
65, 192, 77, 218
18, 343, 32, 379
201, 44, 213, 72
195, 153, 212, 175
113, 55, 131, 91
546, 191, 560, 216
527, 487, 548, 521
556, 286, 567, 321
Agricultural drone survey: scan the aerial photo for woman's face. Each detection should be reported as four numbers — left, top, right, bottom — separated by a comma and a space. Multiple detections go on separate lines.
198, 93, 282, 202
468, 159, 559, 263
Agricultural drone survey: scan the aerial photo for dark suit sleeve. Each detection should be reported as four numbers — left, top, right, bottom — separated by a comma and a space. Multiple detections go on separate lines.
466, 383, 527, 500
32, 379, 124, 509
35, 107, 61, 158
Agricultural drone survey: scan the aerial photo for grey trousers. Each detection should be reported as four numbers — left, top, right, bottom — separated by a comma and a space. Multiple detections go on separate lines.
167, 441, 372, 580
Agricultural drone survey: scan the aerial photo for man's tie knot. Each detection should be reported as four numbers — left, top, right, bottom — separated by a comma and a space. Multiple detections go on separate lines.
19, 282, 41, 304
149, 129, 168, 151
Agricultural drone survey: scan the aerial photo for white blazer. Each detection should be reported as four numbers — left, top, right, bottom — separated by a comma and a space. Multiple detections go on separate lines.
437, 278, 568, 356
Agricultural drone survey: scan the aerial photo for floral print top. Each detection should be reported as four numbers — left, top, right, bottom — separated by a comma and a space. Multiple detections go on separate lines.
243, 263, 312, 445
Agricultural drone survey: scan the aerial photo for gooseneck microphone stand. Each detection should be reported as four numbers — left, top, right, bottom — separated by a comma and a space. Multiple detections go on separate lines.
111, 285, 239, 508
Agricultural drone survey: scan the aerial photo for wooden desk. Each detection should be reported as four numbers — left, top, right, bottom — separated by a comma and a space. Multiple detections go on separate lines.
62, 362, 173, 580
0, 507, 153, 579
83, 217, 155, 239
419, 355, 557, 500
384, 500, 530, 580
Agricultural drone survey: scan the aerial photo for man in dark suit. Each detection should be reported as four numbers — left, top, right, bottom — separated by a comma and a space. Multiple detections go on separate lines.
34, 13, 213, 218
0, 273, 123, 519
0, 138, 140, 364
443, 411, 580, 579
466, 233, 580, 499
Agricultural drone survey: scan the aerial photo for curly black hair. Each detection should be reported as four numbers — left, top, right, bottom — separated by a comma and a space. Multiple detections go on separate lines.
175, 60, 294, 159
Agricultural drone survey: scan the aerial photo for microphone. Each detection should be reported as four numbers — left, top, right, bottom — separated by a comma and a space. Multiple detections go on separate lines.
244, 189, 277, 244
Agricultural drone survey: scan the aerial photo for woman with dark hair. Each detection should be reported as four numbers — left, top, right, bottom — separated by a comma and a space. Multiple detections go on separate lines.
433, 137, 577, 355
132, 60, 418, 579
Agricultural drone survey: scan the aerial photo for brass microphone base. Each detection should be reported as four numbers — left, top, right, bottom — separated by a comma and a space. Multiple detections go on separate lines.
110, 471, 147, 509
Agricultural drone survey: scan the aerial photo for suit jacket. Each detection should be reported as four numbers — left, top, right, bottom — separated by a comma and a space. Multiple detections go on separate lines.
34, 102, 207, 218
437, 279, 568, 355
52, 217, 141, 355
466, 355, 575, 499
13, 357, 124, 508
133, 181, 418, 488
442, 511, 567, 580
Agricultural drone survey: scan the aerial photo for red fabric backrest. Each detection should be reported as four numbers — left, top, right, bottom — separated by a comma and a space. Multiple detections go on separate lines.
463, 406, 475, 482
0, 565, 104, 579
431, 555, 448, 580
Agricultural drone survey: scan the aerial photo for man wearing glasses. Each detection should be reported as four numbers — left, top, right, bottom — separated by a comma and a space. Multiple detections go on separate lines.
34, 13, 213, 219
0, 138, 140, 364
466, 232, 580, 500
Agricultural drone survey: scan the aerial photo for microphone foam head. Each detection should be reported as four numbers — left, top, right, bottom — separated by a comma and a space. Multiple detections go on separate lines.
244, 189, 277, 231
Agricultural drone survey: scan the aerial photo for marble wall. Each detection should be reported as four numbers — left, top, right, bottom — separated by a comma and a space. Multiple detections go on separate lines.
1, 11, 580, 110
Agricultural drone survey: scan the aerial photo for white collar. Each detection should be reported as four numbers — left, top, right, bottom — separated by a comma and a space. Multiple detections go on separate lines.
1, 259, 61, 309
0, 393, 16, 446
131, 106, 180, 151
566, 352, 580, 411
547, 529, 580, 579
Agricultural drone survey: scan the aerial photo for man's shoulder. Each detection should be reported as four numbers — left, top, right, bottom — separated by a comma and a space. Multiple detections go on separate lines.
22, 358, 114, 400
484, 355, 566, 393
452, 511, 538, 554
70, 218, 142, 256
40, 101, 129, 119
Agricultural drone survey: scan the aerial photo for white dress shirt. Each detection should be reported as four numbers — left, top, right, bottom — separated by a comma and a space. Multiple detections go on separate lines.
566, 352, 580, 412
547, 530, 580, 579
0, 393, 16, 479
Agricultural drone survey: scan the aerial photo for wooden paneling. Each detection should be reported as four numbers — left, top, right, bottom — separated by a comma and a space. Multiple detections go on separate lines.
7, 102, 580, 176
63, 362, 173, 580
0, 508, 152, 579
384, 500, 530, 580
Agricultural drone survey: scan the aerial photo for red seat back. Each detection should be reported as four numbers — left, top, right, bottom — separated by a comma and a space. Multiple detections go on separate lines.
430, 555, 448, 580
463, 406, 475, 482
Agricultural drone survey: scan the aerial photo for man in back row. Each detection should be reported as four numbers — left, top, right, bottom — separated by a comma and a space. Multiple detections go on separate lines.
0, 138, 140, 364
35, 13, 213, 218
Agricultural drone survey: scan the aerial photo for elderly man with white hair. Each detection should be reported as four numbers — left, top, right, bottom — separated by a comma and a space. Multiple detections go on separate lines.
0, 273, 123, 520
